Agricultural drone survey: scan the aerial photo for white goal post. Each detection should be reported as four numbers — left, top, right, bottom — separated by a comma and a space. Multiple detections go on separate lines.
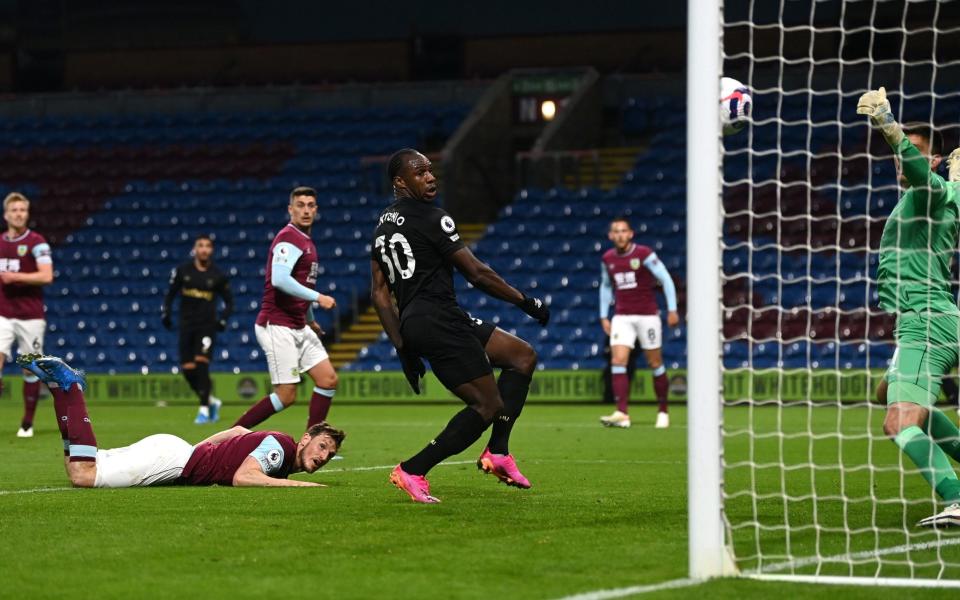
687, 0, 960, 587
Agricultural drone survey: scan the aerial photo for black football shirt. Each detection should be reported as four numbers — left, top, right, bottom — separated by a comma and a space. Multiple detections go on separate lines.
371, 197, 465, 320
163, 261, 234, 329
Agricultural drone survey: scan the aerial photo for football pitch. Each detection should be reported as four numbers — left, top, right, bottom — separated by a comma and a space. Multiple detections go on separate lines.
0, 397, 956, 599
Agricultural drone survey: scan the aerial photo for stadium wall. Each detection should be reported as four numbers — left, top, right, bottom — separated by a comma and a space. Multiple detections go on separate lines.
2, 369, 889, 406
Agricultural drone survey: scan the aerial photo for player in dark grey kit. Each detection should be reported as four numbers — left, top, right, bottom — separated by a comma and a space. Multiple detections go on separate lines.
370, 148, 550, 503
162, 235, 234, 424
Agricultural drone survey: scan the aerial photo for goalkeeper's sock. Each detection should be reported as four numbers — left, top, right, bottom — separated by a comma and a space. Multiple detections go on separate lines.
894, 425, 960, 502
234, 393, 286, 428
194, 362, 211, 407
612, 366, 630, 414
653, 366, 669, 413
487, 370, 532, 455
21, 376, 40, 430
928, 408, 960, 462
402, 407, 490, 476
307, 386, 335, 428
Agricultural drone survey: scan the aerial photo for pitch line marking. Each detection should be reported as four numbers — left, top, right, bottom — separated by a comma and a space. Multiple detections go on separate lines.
317, 458, 683, 475
553, 537, 960, 599
753, 536, 960, 574
0, 487, 74, 496
552, 577, 700, 599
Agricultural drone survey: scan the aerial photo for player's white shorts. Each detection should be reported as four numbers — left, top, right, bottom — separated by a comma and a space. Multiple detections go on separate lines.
610, 314, 662, 350
0, 317, 45, 360
94, 434, 194, 488
255, 323, 329, 385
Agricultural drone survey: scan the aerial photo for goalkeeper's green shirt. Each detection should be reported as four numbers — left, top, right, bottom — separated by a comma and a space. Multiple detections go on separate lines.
876, 137, 960, 315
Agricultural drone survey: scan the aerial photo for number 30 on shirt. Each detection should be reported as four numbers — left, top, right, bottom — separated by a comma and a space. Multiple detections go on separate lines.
375, 233, 416, 283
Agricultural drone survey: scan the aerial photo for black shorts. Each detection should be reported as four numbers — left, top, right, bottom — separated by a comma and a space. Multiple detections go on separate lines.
179, 325, 217, 365
400, 306, 496, 390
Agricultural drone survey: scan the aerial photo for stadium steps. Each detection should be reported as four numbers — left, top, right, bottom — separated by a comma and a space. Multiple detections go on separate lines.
327, 222, 488, 368
562, 147, 640, 190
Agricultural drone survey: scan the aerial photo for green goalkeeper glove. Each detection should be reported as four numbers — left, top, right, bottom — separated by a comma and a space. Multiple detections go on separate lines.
948, 148, 960, 182
856, 86, 904, 146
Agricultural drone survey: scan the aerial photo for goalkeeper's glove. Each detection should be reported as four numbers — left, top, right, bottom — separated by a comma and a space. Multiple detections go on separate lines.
161, 312, 173, 330
856, 86, 904, 146
948, 148, 960, 183
398, 347, 425, 395
518, 293, 550, 326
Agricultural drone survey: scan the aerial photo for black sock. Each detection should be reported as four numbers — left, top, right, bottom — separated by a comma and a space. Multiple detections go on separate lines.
182, 368, 201, 396
402, 407, 490, 476
487, 370, 532, 455
194, 362, 211, 406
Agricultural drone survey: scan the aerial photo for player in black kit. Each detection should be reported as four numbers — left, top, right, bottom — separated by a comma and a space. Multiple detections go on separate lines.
162, 235, 234, 424
371, 148, 550, 503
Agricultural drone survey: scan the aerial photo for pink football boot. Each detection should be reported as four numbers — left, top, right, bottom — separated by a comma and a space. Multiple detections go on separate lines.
390, 464, 440, 503
477, 448, 532, 489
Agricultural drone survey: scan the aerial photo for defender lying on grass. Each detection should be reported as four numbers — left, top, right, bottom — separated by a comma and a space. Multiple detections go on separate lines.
16, 353, 345, 488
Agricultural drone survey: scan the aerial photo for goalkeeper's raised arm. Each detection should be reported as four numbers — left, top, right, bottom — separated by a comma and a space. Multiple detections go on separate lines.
857, 86, 946, 193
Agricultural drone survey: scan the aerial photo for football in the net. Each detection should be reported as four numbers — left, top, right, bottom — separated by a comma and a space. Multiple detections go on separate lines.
720, 77, 751, 136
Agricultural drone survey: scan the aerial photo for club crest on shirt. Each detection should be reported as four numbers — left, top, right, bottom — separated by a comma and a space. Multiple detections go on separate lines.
440, 216, 456, 234
17, 245, 27, 257
630, 258, 641, 270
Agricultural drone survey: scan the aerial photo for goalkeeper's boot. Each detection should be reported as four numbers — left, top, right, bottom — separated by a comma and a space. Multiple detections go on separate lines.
655, 411, 670, 429
16, 354, 86, 392
600, 410, 631, 428
193, 410, 212, 425
390, 465, 440, 504
477, 448, 531, 489
917, 503, 960, 528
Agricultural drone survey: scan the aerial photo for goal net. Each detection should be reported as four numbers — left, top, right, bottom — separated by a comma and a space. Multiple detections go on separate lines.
713, 0, 960, 586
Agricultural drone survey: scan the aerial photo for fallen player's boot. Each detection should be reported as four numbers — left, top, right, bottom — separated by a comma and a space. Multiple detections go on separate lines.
389, 464, 440, 504
16, 354, 87, 391
477, 448, 531, 489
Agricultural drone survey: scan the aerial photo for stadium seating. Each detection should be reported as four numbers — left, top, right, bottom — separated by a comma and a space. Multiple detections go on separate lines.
352, 89, 960, 373
6, 88, 955, 375
0, 104, 468, 374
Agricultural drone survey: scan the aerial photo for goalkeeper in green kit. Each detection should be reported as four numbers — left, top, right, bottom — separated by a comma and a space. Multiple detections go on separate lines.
859, 86, 960, 527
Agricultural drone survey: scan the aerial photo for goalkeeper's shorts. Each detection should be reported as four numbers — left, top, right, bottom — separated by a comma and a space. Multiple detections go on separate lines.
885, 309, 960, 407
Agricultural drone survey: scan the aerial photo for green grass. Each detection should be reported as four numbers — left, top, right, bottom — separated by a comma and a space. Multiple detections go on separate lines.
0, 397, 957, 599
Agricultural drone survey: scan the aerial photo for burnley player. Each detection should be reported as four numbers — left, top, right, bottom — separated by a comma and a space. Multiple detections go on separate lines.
599, 217, 678, 429
17, 353, 344, 488
234, 187, 339, 431
371, 149, 550, 503
162, 235, 234, 424
0, 192, 54, 438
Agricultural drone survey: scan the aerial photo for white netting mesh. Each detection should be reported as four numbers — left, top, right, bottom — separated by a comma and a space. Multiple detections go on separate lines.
721, 0, 960, 581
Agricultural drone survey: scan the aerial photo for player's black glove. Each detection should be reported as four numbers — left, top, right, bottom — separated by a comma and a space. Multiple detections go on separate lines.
398, 347, 426, 395
519, 294, 550, 326
216, 319, 227, 332
161, 312, 172, 330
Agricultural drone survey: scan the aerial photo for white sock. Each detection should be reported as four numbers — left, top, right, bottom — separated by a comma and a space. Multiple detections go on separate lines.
198, 406, 210, 417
